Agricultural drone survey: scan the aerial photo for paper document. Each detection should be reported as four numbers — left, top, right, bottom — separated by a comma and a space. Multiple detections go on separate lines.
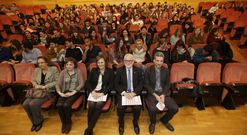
122, 96, 142, 106
87, 93, 108, 102
156, 102, 165, 111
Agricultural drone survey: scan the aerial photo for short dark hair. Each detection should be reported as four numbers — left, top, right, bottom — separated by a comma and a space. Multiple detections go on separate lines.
47, 38, 55, 45
65, 57, 78, 68
203, 45, 213, 54
37, 56, 49, 63
84, 18, 91, 23
10, 39, 22, 50
22, 39, 33, 50
102, 20, 108, 24
65, 38, 73, 43
140, 26, 147, 30
154, 52, 164, 59
84, 36, 92, 40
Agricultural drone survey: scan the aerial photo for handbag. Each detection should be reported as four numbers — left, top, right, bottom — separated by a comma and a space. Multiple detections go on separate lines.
25, 88, 49, 98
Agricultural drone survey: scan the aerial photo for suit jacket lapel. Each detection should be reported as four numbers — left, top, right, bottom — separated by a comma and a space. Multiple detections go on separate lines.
133, 67, 136, 87
36, 68, 41, 85
123, 67, 127, 85
150, 66, 156, 85
160, 67, 166, 88
44, 67, 52, 83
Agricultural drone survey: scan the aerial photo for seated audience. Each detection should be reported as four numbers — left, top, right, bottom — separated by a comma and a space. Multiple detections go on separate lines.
193, 44, 219, 64
65, 39, 83, 62
171, 39, 191, 63
21, 40, 42, 64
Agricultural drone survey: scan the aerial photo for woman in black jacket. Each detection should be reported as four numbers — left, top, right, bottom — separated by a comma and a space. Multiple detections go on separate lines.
84, 55, 114, 135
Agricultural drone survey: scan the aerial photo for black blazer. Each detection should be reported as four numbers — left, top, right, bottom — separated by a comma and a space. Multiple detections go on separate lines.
115, 66, 143, 95
87, 67, 114, 95
144, 65, 170, 96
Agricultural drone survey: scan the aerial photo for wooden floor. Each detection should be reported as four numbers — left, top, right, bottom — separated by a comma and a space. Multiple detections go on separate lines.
0, 103, 247, 135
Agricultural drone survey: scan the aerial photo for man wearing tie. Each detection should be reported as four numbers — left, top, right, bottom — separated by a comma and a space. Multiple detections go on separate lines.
115, 53, 143, 135
144, 52, 179, 134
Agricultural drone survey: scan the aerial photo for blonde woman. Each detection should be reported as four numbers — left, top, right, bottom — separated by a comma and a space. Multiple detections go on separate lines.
131, 39, 148, 64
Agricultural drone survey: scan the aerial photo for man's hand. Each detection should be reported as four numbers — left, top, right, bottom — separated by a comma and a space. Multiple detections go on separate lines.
154, 94, 165, 103
160, 95, 165, 103
129, 92, 136, 98
123, 92, 132, 99
154, 93, 161, 102
205, 56, 213, 61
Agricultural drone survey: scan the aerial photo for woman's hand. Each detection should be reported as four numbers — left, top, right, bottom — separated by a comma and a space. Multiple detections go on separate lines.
91, 91, 99, 99
57, 91, 66, 97
64, 91, 76, 97
34, 85, 42, 89
91, 91, 104, 99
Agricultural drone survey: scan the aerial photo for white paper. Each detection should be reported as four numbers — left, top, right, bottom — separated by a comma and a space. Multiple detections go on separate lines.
156, 102, 166, 111
87, 93, 108, 102
122, 96, 142, 106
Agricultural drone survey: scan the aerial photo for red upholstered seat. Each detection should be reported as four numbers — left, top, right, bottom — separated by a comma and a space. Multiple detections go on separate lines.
72, 95, 83, 110
41, 97, 56, 109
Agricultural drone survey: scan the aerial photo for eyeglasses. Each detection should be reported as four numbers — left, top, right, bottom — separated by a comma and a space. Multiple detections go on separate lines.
38, 62, 46, 64
124, 60, 134, 62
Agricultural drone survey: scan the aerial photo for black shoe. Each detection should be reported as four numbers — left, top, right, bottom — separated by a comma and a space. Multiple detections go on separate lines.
31, 125, 36, 132
163, 122, 174, 132
35, 121, 43, 132
64, 124, 71, 134
149, 123, 155, 134
62, 124, 66, 133
119, 125, 124, 135
133, 124, 140, 134
84, 128, 89, 135
84, 128, 93, 135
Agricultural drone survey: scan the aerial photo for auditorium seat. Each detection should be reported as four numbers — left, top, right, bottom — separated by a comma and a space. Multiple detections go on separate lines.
196, 62, 229, 109
12, 63, 35, 103
8, 34, 24, 43
41, 65, 61, 111
33, 44, 48, 56
223, 63, 247, 107
0, 63, 14, 89
72, 63, 87, 115
170, 62, 202, 109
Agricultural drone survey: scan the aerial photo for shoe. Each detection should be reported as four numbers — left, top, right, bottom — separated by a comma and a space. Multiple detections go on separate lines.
62, 124, 66, 133
133, 124, 140, 134
84, 128, 93, 135
31, 125, 36, 132
84, 128, 89, 135
119, 125, 124, 135
163, 122, 174, 132
64, 124, 71, 134
35, 121, 43, 132
149, 123, 155, 134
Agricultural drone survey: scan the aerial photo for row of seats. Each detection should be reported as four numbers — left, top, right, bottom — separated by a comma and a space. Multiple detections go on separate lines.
1, 62, 247, 112
198, 1, 247, 45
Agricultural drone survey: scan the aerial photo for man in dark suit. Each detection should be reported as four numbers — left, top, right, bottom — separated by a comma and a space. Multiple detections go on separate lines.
115, 53, 143, 135
144, 52, 179, 134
